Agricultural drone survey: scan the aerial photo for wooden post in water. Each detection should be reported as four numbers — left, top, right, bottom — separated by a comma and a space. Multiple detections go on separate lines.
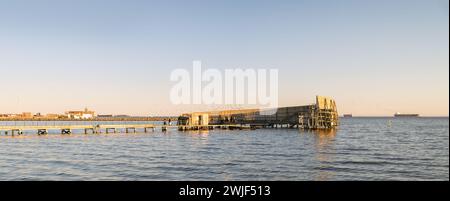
105, 128, 116, 134
84, 128, 95, 134
126, 128, 136, 133
11, 129, 20, 136
38, 129, 48, 135
61, 129, 71, 135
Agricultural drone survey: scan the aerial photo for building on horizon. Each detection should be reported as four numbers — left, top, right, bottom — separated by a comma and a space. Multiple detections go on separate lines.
65, 108, 96, 119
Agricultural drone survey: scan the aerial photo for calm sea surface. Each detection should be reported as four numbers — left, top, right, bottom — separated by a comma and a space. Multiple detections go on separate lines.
0, 118, 448, 180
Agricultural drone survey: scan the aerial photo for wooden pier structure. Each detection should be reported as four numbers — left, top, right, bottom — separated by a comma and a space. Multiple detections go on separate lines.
0, 124, 255, 136
0, 124, 156, 136
1, 96, 338, 136
178, 96, 339, 130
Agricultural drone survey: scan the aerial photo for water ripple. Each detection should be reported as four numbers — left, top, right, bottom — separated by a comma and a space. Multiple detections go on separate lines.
0, 118, 448, 180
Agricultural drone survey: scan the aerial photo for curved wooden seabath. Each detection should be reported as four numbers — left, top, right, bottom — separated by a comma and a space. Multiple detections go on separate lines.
177, 96, 339, 130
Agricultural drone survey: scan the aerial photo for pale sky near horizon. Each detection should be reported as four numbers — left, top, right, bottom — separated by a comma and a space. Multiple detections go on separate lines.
0, 0, 448, 116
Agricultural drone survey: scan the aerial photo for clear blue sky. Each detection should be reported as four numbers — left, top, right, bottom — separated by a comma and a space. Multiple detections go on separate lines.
0, 0, 448, 116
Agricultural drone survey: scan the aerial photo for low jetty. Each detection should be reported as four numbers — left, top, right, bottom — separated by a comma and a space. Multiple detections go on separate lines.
0, 124, 254, 136
0, 124, 155, 136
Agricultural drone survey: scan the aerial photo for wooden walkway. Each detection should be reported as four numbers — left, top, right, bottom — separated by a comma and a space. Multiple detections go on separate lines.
0, 124, 252, 136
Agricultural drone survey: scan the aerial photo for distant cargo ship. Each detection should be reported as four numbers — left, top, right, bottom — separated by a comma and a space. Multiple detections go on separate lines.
343, 114, 353, 117
394, 112, 419, 117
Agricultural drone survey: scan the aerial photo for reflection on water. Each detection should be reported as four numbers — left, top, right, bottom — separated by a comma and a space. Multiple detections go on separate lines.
185, 130, 210, 148
0, 118, 448, 180
310, 129, 337, 180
